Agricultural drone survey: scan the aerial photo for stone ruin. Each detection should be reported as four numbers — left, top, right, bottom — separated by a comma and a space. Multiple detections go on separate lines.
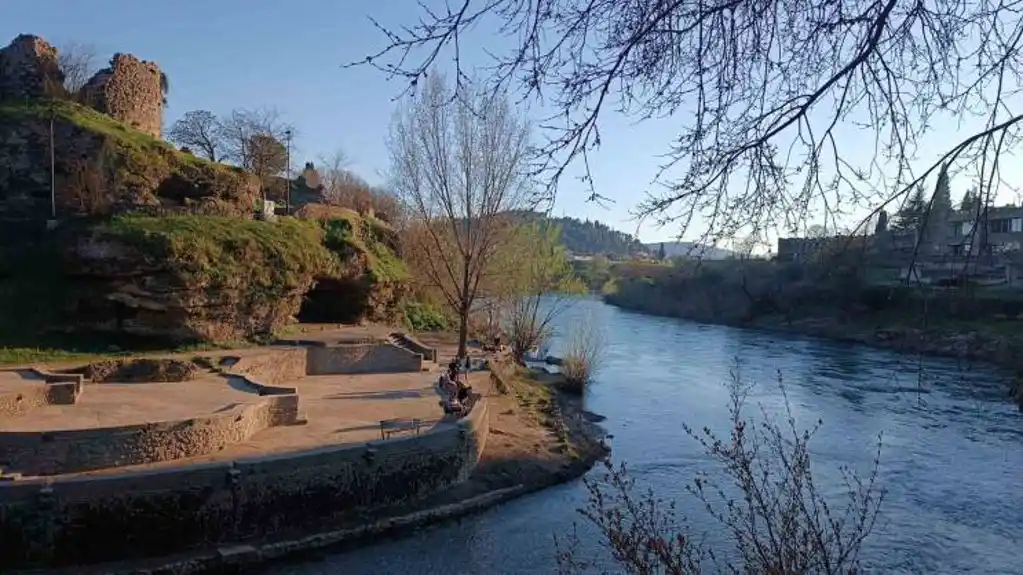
0, 34, 63, 100
83, 52, 165, 138
0, 35, 165, 138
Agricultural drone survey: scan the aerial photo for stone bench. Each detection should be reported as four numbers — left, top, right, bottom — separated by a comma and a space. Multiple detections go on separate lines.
379, 417, 424, 440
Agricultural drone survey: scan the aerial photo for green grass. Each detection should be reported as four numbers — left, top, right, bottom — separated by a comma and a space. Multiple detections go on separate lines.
0, 99, 242, 172
0, 339, 250, 366
99, 214, 336, 293
0, 347, 111, 366
319, 214, 409, 283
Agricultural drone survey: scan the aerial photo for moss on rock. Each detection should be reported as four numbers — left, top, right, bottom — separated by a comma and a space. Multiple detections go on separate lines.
295, 204, 410, 324
8, 215, 332, 344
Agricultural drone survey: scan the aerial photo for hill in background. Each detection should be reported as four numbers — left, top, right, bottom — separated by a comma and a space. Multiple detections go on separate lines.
509, 211, 644, 256
643, 241, 735, 260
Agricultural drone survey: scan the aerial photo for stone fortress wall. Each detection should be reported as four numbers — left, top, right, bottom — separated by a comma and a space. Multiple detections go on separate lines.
0, 35, 165, 138
82, 52, 164, 138
0, 34, 62, 101
0, 336, 492, 570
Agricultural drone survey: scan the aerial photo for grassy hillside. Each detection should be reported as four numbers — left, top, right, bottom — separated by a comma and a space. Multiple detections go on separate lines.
0, 100, 259, 217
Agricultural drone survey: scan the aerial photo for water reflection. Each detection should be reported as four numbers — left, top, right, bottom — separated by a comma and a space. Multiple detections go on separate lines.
274, 298, 1023, 575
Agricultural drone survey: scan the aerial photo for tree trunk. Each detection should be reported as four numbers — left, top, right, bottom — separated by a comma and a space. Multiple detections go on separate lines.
457, 310, 469, 358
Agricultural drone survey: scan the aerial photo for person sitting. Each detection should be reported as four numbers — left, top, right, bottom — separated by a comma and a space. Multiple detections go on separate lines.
456, 380, 472, 402
438, 372, 456, 396
441, 395, 465, 416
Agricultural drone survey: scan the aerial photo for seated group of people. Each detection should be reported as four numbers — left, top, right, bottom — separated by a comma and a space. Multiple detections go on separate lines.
439, 356, 475, 416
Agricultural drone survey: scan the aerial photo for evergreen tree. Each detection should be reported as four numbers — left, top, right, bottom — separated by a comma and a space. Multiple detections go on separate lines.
892, 185, 927, 233
657, 242, 667, 260
960, 189, 979, 213
931, 165, 952, 214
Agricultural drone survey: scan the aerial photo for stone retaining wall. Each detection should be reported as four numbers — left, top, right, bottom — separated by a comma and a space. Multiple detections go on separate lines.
0, 370, 83, 418
227, 348, 308, 385
0, 395, 300, 476
0, 398, 489, 569
306, 342, 423, 374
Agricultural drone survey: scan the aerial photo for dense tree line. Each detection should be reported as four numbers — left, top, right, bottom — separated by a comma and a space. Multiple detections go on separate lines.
507, 211, 643, 257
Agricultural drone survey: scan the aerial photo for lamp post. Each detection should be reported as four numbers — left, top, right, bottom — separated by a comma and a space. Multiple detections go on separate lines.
49, 103, 56, 221
284, 129, 292, 214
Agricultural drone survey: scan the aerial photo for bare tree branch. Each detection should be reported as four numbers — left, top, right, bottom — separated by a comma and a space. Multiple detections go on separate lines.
167, 110, 224, 162
57, 41, 98, 98
351, 0, 1023, 245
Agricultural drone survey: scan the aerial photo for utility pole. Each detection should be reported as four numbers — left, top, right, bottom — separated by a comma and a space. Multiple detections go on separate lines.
284, 129, 292, 215
49, 104, 56, 221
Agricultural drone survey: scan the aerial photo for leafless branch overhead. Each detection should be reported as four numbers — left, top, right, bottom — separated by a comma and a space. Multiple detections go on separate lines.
351, 0, 1023, 242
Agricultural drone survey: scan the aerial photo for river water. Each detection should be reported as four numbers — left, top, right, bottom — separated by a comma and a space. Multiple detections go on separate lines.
273, 298, 1023, 574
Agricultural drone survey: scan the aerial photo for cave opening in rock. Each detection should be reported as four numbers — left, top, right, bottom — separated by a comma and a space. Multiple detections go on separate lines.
298, 276, 370, 324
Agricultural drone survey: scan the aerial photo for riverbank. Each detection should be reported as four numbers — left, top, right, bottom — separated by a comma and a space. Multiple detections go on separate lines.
604, 295, 1023, 406
60, 357, 608, 575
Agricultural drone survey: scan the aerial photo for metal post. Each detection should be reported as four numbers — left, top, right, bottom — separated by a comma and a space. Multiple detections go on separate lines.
49, 112, 56, 219
285, 129, 292, 214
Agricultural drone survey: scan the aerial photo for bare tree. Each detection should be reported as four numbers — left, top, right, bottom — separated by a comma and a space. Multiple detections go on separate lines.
221, 108, 293, 170
167, 110, 224, 162
316, 149, 352, 203
221, 108, 294, 201
557, 367, 884, 573
57, 41, 98, 97
247, 133, 288, 200
353, 1, 1023, 244
390, 74, 532, 357
318, 151, 372, 210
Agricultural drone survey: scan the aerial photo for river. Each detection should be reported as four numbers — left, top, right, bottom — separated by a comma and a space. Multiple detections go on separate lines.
271, 297, 1023, 574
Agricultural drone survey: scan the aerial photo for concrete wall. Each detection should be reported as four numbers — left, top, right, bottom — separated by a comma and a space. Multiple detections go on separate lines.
306, 342, 423, 374
0, 395, 299, 476
0, 398, 489, 569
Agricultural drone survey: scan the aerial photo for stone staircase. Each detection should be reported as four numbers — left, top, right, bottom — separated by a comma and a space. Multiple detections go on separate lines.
387, 332, 438, 363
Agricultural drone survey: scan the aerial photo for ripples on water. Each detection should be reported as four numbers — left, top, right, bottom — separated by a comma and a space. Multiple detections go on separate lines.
273, 298, 1023, 575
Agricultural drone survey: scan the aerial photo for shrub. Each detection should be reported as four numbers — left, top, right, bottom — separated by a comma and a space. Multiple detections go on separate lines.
560, 310, 605, 392
402, 300, 449, 331
556, 367, 885, 574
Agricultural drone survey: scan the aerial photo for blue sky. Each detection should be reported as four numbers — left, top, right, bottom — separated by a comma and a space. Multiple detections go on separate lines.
6, 1, 1019, 248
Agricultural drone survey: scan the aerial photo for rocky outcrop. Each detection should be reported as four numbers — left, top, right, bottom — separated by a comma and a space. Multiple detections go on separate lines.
295, 204, 410, 324
0, 35, 62, 100
48, 216, 335, 343
83, 53, 164, 138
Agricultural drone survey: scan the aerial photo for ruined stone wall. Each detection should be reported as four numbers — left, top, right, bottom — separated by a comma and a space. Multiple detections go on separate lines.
0, 35, 62, 101
228, 348, 308, 385
0, 371, 82, 418
306, 342, 424, 375
0, 395, 299, 476
83, 53, 164, 138
0, 384, 49, 418
0, 398, 489, 569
